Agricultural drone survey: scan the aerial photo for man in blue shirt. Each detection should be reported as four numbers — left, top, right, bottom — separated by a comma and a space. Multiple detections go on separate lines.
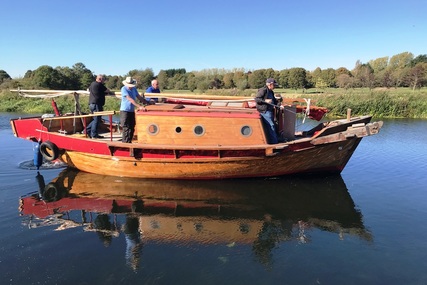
145, 79, 160, 93
145, 79, 160, 103
120, 77, 151, 143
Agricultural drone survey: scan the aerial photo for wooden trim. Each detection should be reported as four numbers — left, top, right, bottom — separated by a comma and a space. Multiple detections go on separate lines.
42, 111, 116, 121
106, 141, 288, 151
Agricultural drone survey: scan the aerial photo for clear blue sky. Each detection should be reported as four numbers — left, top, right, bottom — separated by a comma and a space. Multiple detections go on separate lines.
2, 0, 426, 78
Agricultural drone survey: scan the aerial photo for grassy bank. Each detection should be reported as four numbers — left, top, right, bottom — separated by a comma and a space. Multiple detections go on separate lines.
301, 87, 427, 118
1, 88, 426, 119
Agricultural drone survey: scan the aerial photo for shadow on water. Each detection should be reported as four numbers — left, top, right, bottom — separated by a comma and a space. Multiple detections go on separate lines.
19, 168, 371, 271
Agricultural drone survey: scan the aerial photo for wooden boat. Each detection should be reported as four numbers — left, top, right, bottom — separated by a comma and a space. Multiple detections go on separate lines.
20, 168, 372, 243
10, 90, 383, 179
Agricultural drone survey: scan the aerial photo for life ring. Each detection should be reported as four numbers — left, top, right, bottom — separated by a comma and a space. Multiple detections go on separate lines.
40, 141, 59, 161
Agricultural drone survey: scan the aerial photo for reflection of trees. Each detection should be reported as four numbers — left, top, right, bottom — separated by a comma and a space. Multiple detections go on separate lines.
252, 216, 314, 267
252, 215, 293, 267
93, 214, 117, 247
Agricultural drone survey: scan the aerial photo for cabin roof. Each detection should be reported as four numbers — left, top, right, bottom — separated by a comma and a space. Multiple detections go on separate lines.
140, 104, 260, 118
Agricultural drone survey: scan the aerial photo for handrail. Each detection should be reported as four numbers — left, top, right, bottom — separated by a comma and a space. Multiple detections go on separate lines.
41, 111, 116, 120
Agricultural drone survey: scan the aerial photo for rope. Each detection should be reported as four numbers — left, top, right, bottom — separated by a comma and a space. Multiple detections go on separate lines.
13, 89, 89, 98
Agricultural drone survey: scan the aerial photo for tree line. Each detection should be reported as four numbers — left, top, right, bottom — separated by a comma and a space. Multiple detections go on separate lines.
1, 51, 426, 93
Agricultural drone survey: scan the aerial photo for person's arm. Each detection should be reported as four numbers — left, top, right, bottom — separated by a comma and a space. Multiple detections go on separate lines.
122, 88, 145, 110
137, 94, 148, 104
255, 88, 267, 104
101, 84, 111, 95
126, 95, 145, 110
138, 93, 155, 105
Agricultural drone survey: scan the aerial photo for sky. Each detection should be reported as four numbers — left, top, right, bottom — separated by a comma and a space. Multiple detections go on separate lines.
1, 0, 426, 78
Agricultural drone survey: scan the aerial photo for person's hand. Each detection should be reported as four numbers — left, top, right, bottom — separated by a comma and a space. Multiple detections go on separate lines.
265, 99, 272, 104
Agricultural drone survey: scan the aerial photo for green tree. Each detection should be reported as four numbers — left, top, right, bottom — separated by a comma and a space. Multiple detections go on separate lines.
157, 70, 168, 90
411, 54, 427, 67
233, 71, 248, 90
169, 73, 187, 90
264, 68, 276, 81
278, 69, 290, 88
186, 73, 197, 91
248, 69, 267, 88
105, 75, 121, 90
127, 68, 154, 90
352, 61, 375, 88
0, 70, 11, 83
335, 67, 351, 77
377, 69, 395, 88
32, 65, 63, 89
72, 62, 94, 89
287, 68, 308, 90
320, 68, 337, 88
197, 78, 210, 92
222, 72, 235, 89
389, 52, 413, 70
173, 74, 187, 90
56, 66, 80, 90
369, 56, 389, 73
209, 77, 223, 89
24, 70, 33, 79
336, 74, 354, 89
405, 63, 427, 90
309, 67, 322, 88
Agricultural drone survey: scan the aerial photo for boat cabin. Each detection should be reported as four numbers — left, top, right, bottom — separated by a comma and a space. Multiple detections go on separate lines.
136, 104, 272, 146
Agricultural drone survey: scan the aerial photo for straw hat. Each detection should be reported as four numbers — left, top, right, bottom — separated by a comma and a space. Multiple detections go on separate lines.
122, 77, 137, 87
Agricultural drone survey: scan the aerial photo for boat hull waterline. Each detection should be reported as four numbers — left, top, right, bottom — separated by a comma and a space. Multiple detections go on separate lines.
60, 137, 362, 179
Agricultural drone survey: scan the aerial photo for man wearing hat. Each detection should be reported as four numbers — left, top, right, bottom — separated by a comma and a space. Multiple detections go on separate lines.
255, 78, 283, 144
120, 77, 152, 143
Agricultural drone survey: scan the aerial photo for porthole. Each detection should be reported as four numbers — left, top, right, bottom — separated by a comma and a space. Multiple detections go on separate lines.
175, 126, 182, 134
193, 125, 205, 136
147, 123, 159, 135
240, 125, 252, 137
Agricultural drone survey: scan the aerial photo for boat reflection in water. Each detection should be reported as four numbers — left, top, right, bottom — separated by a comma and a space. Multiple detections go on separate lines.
19, 168, 371, 271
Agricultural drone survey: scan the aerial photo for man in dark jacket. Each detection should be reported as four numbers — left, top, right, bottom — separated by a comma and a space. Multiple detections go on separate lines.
255, 78, 283, 144
86, 74, 110, 138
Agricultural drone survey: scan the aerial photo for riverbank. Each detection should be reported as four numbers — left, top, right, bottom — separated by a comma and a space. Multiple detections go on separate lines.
1, 87, 426, 118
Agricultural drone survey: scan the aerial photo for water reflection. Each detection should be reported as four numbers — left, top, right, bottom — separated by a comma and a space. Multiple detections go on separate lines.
19, 168, 371, 270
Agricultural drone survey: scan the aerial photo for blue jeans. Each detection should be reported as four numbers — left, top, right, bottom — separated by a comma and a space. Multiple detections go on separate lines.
87, 103, 103, 137
260, 111, 279, 144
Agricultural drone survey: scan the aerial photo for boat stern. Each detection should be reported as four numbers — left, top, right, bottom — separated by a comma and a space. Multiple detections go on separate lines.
10, 116, 44, 142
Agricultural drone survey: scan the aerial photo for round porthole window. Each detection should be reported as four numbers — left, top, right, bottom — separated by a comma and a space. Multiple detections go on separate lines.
241, 125, 252, 137
193, 125, 205, 136
147, 123, 159, 135
175, 126, 182, 134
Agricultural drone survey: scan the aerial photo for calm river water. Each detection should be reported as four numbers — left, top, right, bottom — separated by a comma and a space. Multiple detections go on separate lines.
1, 112, 426, 285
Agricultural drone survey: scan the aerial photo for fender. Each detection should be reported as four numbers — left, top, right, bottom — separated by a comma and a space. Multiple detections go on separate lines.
40, 141, 59, 161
